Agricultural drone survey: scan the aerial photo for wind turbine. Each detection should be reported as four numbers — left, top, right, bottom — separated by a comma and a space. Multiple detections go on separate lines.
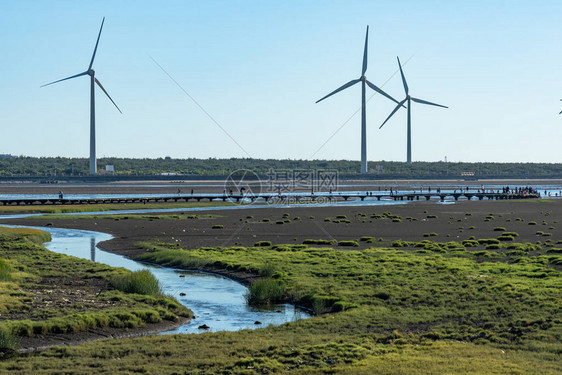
42, 17, 121, 176
316, 26, 401, 174
559, 99, 561, 114
379, 57, 447, 164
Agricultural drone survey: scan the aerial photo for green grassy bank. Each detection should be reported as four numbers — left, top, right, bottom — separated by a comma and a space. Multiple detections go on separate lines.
0, 226, 190, 357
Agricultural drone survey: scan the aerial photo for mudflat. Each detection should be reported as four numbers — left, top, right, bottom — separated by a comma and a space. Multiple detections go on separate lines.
6, 199, 561, 261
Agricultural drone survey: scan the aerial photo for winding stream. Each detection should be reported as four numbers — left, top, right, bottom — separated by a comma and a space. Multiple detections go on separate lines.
5, 225, 310, 334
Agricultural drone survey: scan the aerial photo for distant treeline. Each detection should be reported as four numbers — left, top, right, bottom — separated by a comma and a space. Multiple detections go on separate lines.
0, 156, 562, 179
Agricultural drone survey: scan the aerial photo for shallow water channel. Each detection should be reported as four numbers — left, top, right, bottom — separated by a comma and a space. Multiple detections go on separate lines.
6, 225, 310, 334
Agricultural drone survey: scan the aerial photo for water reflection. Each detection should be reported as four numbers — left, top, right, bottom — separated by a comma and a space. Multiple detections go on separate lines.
90, 236, 95, 262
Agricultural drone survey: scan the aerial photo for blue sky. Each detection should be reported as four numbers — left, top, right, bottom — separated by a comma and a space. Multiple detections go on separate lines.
1, 0, 561, 163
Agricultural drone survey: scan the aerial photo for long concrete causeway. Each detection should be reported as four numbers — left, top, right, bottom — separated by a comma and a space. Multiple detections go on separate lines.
0, 192, 541, 206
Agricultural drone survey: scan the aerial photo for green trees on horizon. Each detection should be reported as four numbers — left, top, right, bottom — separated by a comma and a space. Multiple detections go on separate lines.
0, 156, 561, 178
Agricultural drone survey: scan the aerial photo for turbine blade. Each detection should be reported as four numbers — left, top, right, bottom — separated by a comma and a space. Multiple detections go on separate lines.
316, 79, 361, 103
89, 17, 105, 70
365, 79, 402, 105
397, 56, 409, 95
379, 98, 408, 129
411, 97, 448, 108
95, 77, 122, 113
362, 26, 369, 76
41, 71, 88, 87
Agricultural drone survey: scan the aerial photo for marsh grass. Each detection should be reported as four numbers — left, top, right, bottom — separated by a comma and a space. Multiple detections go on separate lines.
337, 240, 359, 247
311, 298, 327, 316
0, 327, 18, 351
497, 235, 514, 241
135, 244, 210, 269
0, 226, 52, 245
111, 270, 162, 297
245, 279, 286, 306
360, 236, 376, 243
254, 241, 272, 247
0, 259, 12, 281
259, 262, 276, 277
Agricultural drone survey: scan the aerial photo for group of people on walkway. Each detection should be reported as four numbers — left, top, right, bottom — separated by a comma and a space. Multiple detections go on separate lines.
499, 186, 539, 195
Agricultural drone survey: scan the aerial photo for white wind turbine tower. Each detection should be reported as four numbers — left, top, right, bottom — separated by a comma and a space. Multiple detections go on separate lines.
379, 57, 447, 164
42, 17, 122, 176
316, 26, 401, 174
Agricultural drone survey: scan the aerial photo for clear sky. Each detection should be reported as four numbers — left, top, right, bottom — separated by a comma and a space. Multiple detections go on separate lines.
1, 0, 561, 163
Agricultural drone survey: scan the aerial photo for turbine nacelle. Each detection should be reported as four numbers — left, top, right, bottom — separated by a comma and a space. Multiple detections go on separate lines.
87, 69, 95, 76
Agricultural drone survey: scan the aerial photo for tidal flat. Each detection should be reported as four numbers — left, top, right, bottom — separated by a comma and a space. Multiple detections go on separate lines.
0, 199, 560, 373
